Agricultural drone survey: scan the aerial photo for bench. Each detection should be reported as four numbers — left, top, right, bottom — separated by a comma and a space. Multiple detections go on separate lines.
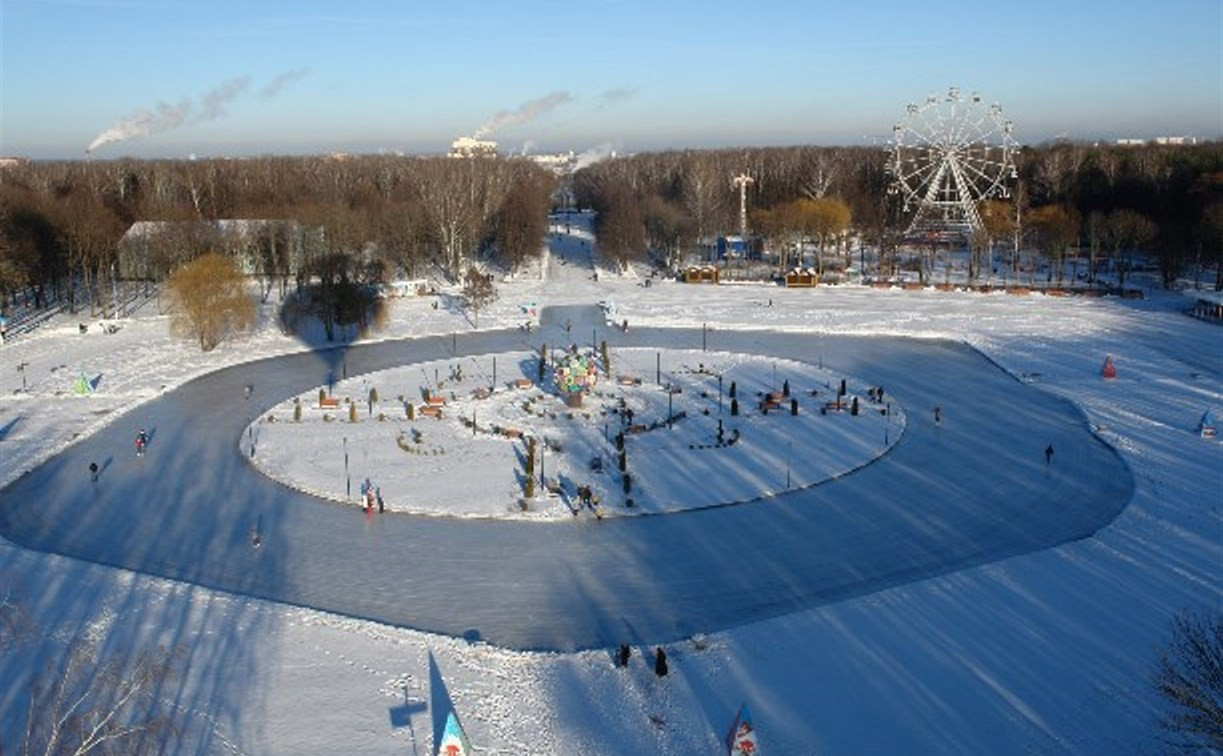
419, 405, 443, 418
319, 396, 340, 409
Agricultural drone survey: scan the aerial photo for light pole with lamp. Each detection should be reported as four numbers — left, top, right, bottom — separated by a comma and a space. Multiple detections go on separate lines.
343, 436, 351, 501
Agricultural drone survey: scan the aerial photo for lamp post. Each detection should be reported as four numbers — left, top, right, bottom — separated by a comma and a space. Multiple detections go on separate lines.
343, 436, 351, 501
786, 440, 792, 489
718, 374, 723, 414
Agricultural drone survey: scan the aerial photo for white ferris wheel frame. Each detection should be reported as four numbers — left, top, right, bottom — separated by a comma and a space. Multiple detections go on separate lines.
888, 87, 1018, 237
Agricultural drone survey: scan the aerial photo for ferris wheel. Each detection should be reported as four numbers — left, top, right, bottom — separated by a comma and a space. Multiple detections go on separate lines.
887, 87, 1018, 237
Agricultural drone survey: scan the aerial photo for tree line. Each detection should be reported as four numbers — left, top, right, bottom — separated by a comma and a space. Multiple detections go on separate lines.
0, 155, 556, 314
573, 141, 1223, 289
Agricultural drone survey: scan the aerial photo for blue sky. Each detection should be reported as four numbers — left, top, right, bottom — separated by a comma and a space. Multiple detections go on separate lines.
2, 0, 1220, 159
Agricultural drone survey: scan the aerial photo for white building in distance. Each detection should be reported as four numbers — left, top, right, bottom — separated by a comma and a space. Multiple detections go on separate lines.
449, 136, 499, 158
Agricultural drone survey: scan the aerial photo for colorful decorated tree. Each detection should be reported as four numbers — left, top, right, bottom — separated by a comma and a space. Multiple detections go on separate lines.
552, 347, 599, 407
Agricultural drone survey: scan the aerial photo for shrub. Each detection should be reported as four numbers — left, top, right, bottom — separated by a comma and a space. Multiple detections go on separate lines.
318, 388, 326, 405
294, 401, 302, 422
731, 398, 739, 416
348, 403, 357, 422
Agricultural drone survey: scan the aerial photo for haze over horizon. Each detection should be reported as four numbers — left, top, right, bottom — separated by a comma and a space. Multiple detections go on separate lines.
2, 0, 1220, 161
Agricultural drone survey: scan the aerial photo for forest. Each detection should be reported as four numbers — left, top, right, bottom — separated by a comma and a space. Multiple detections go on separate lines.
1, 140, 1220, 321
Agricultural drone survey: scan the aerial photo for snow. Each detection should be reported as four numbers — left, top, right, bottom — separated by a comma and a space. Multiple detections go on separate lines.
1, 212, 1220, 754
250, 348, 903, 519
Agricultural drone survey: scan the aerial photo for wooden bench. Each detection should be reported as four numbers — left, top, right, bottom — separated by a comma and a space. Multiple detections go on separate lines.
319, 396, 340, 409
419, 405, 443, 418
513, 378, 534, 389
426, 395, 446, 407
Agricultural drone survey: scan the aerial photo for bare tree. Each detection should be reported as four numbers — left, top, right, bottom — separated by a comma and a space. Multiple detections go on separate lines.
166, 253, 255, 351
460, 265, 497, 327
593, 180, 646, 272
1153, 611, 1223, 752
494, 172, 553, 273
1106, 208, 1158, 290
1027, 204, 1081, 285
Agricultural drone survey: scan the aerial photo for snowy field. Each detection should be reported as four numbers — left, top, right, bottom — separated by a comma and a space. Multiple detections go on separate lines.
250, 347, 903, 519
1, 215, 1220, 754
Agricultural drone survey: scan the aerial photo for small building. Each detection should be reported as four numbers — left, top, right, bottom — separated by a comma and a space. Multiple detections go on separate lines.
1187, 290, 1223, 324
705, 235, 764, 262
386, 279, 432, 297
118, 219, 313, 279
784, 268, 819, 288
683, 266, 720, 284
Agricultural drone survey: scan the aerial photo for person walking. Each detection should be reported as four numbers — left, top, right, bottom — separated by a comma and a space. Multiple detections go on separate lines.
654, 647, 668, 677
1045, 444, 1054, 465
616, 643, 631, 668
89, 461, 98, 482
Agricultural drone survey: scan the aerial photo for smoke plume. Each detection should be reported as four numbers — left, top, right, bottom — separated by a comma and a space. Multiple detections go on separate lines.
86, 72, 304, 154
575, 142, 617, 171
473, 91, 572, 139
261, 68, 310, 98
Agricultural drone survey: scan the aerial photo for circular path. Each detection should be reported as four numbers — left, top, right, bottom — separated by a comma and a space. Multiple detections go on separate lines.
0, 310, 1133, 651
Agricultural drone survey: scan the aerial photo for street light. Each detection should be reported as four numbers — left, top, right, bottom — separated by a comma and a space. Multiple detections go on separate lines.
343, 436, 351, 500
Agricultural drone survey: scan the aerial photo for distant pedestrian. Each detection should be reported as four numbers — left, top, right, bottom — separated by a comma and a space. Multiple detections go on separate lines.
376, 486, 384, 513
616, 643, 631, 668
654, 647, 668, 677
1045, 444, 1054, 465
251, 526, 262, 548
933, 405, 941, 424
89, 461, 98, 482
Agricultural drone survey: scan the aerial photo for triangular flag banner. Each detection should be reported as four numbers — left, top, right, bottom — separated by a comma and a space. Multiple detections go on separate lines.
1100, 354, 1116, 379
726, 703, 759, 755
437, 710, 472, 756
72, 371, 93, 396
1200, 409, 1216, 439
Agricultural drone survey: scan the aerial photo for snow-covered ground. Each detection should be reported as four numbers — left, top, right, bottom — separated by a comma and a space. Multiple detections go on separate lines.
250, 347, 903, 519
1, 213, 1220, 754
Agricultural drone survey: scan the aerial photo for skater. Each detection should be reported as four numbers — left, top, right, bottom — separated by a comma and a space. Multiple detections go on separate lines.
89, 461, 98, 482
1045, 444, 1054, 465
135, 429, 148, 456
616, 643, 631, 668
933, 405, 941, 424
251, 527, 262, 548
654, 647, 668, 677
376, 486, 384, 513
